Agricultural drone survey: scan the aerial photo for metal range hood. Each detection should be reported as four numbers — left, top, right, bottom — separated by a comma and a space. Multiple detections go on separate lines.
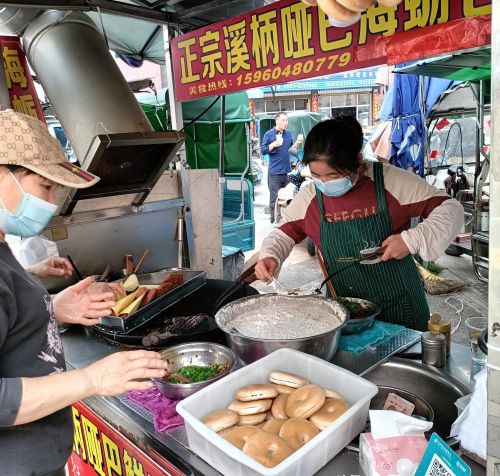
61, 130, 184, 214
22, 10, 184, 215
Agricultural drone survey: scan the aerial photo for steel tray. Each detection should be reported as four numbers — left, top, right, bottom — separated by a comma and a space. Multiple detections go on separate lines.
96, 269, 206, 334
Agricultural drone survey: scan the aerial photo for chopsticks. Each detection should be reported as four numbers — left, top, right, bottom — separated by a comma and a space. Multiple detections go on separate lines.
133, 248, 150, 273
66, 255, 83, 281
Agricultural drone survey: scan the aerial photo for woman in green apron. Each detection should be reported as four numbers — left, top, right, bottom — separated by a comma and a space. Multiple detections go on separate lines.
255, 116, 463, 331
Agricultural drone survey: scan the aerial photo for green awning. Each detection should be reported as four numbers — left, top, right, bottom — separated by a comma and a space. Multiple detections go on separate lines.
394, 48, 491, 82
181, 92, 251, 124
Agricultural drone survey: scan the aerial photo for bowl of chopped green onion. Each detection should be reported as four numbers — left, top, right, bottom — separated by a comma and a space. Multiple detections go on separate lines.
154, 342, 236, 399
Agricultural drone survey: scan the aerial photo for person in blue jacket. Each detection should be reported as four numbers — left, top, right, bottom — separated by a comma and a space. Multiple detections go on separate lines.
261, 112, 302, 223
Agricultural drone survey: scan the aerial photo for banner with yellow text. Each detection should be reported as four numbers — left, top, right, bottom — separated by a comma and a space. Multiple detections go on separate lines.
171, 0, 491, 101
0, 36, 45, 121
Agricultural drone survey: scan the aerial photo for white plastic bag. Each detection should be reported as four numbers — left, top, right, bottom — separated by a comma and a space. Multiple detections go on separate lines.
450, 368, 486, 460
17, 235, 59, 268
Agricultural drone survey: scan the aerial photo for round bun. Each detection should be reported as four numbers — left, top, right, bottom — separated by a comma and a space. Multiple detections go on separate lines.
279, 418, 319, 451
316, 0, 360, 22
271, 393, 289, 419
377, 0, 402, 6
336, 0, 374, 11
271, 383, 295, 395
219, 425, 262, 450
285, 385, 326, 419
239, 412, 267, 426
257, 421, 268, 429
301, 0, 318, 5
203, 409, 238, 432
262, 418, 287, 435
243, 432, 293, 468
309, 398, 350, 430
323, 388, 346, 401
229, 399, 273, 416
236, 384, 278, 402
269, 371, 309, 389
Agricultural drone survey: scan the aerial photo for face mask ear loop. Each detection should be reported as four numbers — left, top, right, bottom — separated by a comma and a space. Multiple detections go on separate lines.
8, 171, 27, 197
0, 172, 26, 212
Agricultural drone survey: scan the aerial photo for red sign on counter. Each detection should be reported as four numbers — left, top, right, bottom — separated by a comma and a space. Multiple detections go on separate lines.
68, 402, 185, 476
0, 36, 45, 122
171, 0, 491, 101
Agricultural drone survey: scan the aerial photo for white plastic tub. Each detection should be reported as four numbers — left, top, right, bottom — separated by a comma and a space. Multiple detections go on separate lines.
176, 348, 378, 476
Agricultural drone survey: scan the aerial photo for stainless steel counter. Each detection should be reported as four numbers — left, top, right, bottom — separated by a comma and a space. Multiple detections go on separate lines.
61, 327, 485, 476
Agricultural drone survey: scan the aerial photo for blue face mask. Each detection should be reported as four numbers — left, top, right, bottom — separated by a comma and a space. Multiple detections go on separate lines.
313, 176, 353, 197
0, 172, 57, 238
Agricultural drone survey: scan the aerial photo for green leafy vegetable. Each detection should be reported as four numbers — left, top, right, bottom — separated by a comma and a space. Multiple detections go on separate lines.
336, 297, 370, 317
167, 364, 222, 383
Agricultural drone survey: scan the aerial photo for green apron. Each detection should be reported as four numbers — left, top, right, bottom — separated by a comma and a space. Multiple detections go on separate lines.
316, 162, 429, 331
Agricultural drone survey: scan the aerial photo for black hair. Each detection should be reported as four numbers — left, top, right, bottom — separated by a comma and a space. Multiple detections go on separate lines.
4, 165, 34, 176
302, 115, 363, 173
275, 112, 288, 121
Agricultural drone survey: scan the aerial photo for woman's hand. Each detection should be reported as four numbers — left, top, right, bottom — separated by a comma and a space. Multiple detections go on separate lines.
26, 256, 73, 278
380, 234, 410, 261
53, 276, 115, 326
83, 350, 167, 396
255, 257, 278, 281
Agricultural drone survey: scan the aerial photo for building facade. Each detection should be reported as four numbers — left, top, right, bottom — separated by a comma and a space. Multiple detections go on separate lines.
253, 68, 381, 127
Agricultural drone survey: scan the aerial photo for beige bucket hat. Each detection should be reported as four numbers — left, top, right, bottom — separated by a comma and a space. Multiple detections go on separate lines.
0, 109, 99, 188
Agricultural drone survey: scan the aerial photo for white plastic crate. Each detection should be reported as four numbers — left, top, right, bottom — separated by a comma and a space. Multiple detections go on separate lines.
176, 348, 378, 476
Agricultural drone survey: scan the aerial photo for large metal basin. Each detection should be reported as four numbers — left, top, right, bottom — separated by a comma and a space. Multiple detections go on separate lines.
363, 358, 471, 438
215, 294, 348, 364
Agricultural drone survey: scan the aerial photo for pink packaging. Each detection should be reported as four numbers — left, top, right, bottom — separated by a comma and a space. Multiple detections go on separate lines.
359, 433, 428, 476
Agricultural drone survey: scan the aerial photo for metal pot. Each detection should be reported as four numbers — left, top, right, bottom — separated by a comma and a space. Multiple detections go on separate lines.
215, 294, 348, 364
370, 385, 435, 423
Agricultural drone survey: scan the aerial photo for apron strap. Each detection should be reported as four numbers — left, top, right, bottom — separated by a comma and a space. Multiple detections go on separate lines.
316, 189, 326, 219
373, 162, 388, 214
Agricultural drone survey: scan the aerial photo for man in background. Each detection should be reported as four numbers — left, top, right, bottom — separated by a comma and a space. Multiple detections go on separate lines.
261, 112, 302, 224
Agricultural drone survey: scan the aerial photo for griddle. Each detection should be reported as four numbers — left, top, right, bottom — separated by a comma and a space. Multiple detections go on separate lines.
92, 279, 259, 348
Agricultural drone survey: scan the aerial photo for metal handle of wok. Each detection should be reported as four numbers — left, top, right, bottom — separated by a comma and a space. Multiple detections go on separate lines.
315, 261, 359, 294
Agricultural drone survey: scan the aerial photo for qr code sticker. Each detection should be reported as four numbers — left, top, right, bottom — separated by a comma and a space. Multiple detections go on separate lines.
424, 454, 454, 476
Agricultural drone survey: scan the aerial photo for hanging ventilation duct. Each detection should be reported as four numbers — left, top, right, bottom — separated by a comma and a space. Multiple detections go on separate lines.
0, 7, 41, 36
23, 10, 183, 214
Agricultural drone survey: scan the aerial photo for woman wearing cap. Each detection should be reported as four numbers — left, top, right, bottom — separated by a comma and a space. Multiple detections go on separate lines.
0, 110, 167, 475
255, 116, 463, 331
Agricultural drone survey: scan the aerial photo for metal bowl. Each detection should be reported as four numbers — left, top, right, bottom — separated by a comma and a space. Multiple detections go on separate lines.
154, 342, 236, 399
215, 294, 348, 365
338, 297, 381, 335
370, 385, 435, 423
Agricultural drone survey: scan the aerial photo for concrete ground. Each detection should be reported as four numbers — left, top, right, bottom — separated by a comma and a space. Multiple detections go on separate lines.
246, 164, 488, 346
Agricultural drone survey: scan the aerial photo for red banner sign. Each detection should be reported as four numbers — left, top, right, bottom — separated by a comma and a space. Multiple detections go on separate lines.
171, 0, 491, 101
68, 402, 185, 476
0, 36, 45, 122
